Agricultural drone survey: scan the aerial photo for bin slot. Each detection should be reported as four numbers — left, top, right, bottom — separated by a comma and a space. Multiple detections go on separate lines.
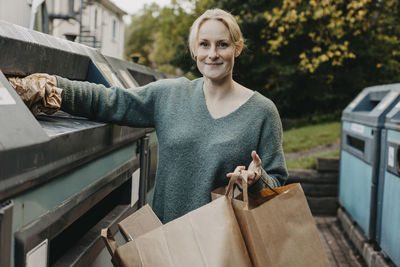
347, 135, 365, 153
397, 147, 400, 174
389, 110, 400, 123
48, 178, 132, 265
354, 90, 389, 112
128, 69, 156, 86
369, 91, 388, 102
5, 59, 109, 138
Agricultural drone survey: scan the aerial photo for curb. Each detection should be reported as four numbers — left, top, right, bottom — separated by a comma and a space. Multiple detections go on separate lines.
337, 208, 396, 267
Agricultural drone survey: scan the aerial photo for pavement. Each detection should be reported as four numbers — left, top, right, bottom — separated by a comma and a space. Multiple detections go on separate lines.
315, 216, 367, 267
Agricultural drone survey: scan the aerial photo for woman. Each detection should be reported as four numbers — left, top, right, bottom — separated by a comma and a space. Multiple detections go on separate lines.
11, 9, 287, 223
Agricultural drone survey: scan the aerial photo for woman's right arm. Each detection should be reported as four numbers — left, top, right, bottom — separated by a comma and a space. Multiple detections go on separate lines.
58, 76, 163, 127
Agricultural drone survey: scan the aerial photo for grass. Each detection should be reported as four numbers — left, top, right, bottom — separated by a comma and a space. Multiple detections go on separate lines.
282, 121, 341, 169
286, 149, 340, 169
283, 121, 341, 153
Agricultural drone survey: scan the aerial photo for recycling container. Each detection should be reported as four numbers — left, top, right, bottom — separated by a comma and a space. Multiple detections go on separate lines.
0, 20, 153, 267
339, 84, 400, 239
375, 103, 400, 266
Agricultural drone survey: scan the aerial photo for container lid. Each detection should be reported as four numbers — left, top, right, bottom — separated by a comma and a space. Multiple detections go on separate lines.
384, 100, 400, 130
342, 84, 400, 127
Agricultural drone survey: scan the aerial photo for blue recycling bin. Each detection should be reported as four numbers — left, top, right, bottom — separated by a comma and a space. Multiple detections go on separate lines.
339, 84, 400, 239
376, 103, 400, 266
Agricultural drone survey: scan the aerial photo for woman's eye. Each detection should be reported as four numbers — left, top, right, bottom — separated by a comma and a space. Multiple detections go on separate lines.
200, 42, 208, 47
219, 42, 229, 48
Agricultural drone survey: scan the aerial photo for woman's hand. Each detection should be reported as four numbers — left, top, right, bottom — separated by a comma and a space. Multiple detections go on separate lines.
226, 150, 262, 189
8, 73, 62, 115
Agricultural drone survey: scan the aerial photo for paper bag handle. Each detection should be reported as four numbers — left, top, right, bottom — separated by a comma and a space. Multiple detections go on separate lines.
101, 228, 118, 257
259, 174, 280, 195
225, 172, 249, 204
225, 171, 280, 202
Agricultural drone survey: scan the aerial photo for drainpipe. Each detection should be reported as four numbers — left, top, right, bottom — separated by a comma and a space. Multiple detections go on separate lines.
79, 0, 84, 42
29, 0, 45, 30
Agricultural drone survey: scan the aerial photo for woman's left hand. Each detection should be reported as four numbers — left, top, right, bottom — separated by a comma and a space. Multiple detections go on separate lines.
226, 150, 262, 188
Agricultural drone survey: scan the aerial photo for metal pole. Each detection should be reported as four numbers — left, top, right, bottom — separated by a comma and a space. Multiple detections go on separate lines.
139, 135, 150, 208
79, 0, 83, 43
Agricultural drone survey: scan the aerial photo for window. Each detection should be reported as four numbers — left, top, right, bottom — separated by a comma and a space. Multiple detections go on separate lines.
94, 9, 97, 29
112, 19, 117, 39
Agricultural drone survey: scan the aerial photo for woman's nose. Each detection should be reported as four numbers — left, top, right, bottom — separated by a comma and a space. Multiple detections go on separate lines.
208, 45, 219, 60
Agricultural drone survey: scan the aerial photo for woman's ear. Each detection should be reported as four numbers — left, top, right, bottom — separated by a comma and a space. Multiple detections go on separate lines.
235, 40, 243, 57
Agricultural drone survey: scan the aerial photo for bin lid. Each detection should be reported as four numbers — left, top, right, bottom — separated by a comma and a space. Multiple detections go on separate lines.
342, 84, 400, 127
104, 55, 157, 86
384, 100, 400, 130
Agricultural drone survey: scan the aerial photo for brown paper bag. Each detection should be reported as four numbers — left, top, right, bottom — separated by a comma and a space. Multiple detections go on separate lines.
103, 197, 252, 267
212, 178, 330, 267
8, 74, 62, 115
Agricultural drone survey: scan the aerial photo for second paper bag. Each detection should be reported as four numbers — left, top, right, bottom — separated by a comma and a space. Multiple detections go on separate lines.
213, 182, 330, 267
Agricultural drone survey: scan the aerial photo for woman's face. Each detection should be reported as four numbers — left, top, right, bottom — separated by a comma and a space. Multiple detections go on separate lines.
196, 19, 238, 83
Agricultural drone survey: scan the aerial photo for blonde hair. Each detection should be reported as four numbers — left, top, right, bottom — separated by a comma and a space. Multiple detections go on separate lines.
188, 8, 244, 59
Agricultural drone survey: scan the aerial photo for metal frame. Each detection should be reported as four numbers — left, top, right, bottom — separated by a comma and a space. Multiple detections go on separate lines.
0, 200, 13, 267
14, 157, 139, 267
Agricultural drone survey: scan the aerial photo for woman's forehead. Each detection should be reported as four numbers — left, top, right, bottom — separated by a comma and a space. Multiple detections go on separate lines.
198, 20, 230, 40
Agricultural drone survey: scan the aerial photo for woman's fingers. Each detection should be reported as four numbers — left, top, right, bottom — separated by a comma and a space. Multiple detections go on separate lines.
251, 150, 261, 166
226, 154, 261, 186
235, 166, 246, 172
226, 166, 246, 178
249, 151, 262, 175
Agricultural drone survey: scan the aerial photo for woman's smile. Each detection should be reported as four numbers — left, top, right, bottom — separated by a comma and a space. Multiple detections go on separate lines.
205, 62, 223, 65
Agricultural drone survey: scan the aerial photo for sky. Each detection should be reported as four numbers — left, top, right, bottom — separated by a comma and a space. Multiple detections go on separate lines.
110, 0, 172, 24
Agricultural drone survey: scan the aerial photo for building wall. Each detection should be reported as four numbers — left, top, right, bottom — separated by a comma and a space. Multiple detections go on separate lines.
98, 7, 124, 59
47, 0, 125, 59
47, 0, 79, 40
0, 0, 125, 58
0, 0, 36, 28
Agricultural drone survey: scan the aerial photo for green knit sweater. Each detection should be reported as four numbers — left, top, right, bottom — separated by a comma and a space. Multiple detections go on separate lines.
57, 76, 288, 223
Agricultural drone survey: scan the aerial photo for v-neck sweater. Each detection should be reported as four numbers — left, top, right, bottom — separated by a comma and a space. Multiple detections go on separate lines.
57, 76, 288, 223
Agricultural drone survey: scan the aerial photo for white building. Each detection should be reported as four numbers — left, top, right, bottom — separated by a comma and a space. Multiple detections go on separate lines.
48, 0, 127, 59
0, 0, 49, 32
0, 0, 127, 59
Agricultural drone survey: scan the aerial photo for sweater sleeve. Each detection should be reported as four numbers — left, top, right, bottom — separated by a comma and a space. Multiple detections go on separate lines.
251, 100, 288, 191
57, 76, 166, 127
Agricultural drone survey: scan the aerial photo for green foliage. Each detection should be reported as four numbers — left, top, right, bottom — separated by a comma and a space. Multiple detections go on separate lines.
124, 0, 215, 76
216, 0, 400, 118
283, 109, 342, 129
125, 0, 400, 118
283, 121, 341, 153
124, 3, 161, 66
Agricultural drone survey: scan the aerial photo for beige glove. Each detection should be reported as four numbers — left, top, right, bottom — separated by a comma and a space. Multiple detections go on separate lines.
8, 73, 62, 115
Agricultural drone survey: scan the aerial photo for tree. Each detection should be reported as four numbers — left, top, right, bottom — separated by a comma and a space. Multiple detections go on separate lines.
126, 0, 400, 119
125, 0, 215, 76
217, 0, 400, 118
124, 3, 161, 66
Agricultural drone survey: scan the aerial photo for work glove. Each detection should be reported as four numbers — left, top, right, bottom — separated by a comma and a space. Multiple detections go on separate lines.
8, 73, 62, 115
